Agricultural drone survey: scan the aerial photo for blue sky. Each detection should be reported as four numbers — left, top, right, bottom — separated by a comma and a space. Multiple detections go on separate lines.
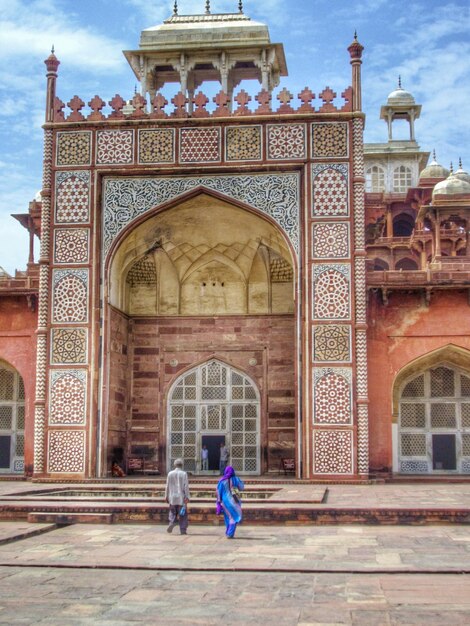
0, 0, 469, 273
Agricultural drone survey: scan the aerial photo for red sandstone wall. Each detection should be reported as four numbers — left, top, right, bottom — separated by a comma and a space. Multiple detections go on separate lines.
0, 297, 37, 475
107, 308, 131, 464
367, 290, 470, 471
128, 315, 296, 472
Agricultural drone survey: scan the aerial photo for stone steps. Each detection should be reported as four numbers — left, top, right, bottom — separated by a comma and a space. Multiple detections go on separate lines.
27, 512, 114, 525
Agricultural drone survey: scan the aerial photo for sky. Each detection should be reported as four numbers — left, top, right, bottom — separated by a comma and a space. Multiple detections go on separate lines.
0, 0, 469, 274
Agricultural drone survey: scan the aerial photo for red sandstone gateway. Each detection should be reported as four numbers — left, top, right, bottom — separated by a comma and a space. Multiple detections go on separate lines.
0, 3, 469, 480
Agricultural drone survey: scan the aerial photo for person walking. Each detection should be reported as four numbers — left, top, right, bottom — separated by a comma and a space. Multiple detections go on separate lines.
219, 442, 229, 475
216, 465, 244, 538
201, 444, 209, 471
165, 458, 190, 535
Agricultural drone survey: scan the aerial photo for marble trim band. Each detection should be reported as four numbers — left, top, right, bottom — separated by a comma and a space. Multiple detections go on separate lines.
102, 173, 300, 259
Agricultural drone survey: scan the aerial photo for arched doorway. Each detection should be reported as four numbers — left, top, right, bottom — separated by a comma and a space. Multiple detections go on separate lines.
398, 363, 470, 473
0, 361, 25, 473
104, 191, 296, 475
167, 359, 260, 474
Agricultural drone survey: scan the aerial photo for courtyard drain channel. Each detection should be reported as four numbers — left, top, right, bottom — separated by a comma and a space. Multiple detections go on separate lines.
0, 561, 468, 575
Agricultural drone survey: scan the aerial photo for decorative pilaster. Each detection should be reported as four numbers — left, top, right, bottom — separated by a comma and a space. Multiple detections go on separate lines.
34, 125, 54, 473
352, 115, 369, 476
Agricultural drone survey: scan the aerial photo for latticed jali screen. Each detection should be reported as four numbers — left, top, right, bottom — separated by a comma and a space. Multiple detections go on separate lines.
168, 361, 259, 474
0, 365, 25, 472
399, 366, 470, 473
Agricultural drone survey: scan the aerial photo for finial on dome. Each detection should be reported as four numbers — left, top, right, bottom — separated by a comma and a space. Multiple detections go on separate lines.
205, 0, 210, 14
51, 45, 55, 55
398, 75, 402, 89
459, 157, 463, 170
354, 30, 358, 41
173, 1, 178, 15
432, 149, 436, 161
239, 0, 243, 12
450, 162, 454, 175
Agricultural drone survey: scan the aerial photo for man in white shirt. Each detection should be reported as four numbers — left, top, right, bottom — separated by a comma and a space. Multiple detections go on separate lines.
201, 445, 209, 471
219, 442, 229, 475
164, 458, 190, 534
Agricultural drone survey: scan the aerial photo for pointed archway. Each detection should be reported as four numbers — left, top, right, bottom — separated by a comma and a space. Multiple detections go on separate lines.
102, 190, 297, 476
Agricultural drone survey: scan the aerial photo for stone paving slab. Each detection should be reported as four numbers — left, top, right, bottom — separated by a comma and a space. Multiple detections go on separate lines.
0, 522, 56, 545
0, 524, 469, 573
0, 567, 468, 625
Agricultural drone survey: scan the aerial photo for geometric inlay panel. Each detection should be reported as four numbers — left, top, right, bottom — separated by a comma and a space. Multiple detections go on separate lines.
226, 126, 261, 161
48, 430, 85, 473
55, 171, 90, 224
313, 264, 351, 320
53, 229, 89, 264
313, 325, 351, 362
52, 269, 88, 323
56, 131, 92, 167
313, 367, 352, 423
49, 370, 87, 425
312, 222, 349, 259
313, 429, 353, 474
267, 124, 306, 160
312, 122, 348, 158
97, 130, 134, 165
180, 127, 221, 163
312, 164, 349, 217
103, 172, 300, 256
138, 129, 175, 164
51, 328, 88, 364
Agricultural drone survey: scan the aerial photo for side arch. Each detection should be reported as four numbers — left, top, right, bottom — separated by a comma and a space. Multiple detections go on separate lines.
392, 344, 470, 418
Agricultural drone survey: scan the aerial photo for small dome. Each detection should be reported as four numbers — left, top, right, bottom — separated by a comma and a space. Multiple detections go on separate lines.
419, 153, 449, 181
433, 173, 470, 199
387, 86, 415, 105
453, 160, 470, 185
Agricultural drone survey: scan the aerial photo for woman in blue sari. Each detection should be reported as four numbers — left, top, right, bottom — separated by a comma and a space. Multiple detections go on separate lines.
216, 465, 244, 538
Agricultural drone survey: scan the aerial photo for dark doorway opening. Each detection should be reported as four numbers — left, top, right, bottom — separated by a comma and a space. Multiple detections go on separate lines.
202, 435, 225, 471
0, 436, 11, 469
432, 434, 456, 470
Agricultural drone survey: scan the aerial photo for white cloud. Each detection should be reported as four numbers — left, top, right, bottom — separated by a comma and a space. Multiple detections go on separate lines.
0, 1, 125, 72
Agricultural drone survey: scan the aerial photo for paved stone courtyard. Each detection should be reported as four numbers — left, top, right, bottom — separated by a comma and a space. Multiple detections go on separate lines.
0, 481, 469, 624
0, 521, 469, 624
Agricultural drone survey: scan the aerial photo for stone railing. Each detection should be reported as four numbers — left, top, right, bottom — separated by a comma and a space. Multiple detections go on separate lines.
367, 269, 470, 287
52, 86, 353, 123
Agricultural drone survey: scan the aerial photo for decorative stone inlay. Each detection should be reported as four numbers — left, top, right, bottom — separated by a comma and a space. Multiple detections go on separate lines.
49, 370, 87, 425
53, 228, 89, 264
312, 122, 348, 158
103, 173, 300, 256
267, 124, 306, 160
48, 430, 85, 473
313, 325, 351, 362
312, 164, 349, 217
51, 328, 88, 364
313, 367, 352, 424
313, 264, 351, 320
312, 222, 349, 259
138, 129, 175, 164
226, 126, 262, 161
52, 269, 88, 324
56, 131, 92, 166
180, 127, 221, 162
55, 171, 90, 224
313, 429, 353, 474
97, 130, 134, 165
